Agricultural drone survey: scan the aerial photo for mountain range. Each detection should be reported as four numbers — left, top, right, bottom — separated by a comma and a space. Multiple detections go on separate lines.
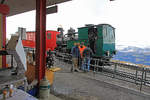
113, 45, 150, 66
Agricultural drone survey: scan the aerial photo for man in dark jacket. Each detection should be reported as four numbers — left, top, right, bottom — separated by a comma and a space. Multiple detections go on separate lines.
71, 43, 80, 72
82, 45, 93, 72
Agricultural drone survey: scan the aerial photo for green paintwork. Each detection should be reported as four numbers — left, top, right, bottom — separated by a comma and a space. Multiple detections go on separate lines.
102, 43, 115, 56
67, 39, 88, 49
67, 24, 115, 58
78, 27, 89, 40
101, 24, 115, 56
94, 26, 103, 57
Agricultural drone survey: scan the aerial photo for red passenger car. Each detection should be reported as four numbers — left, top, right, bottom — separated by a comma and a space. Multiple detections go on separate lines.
22, 30, 60, 51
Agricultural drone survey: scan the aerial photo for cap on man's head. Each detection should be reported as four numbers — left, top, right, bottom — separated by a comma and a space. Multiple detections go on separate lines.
81, 42, 84, 45
74, 43, 77, 46
76, 43, 80, 46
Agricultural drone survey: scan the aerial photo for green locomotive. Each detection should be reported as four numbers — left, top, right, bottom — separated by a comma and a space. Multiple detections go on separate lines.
56, 24, 116, 60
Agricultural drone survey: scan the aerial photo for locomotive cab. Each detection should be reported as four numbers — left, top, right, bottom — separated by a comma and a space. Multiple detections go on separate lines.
88, 25, 98, 54
101, 24, 115, 58
77, 24, 115, 59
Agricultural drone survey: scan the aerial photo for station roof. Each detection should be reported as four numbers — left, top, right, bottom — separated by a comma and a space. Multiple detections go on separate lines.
4, 0, 71, 16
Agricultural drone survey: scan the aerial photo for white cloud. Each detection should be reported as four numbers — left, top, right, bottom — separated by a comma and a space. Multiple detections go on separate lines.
7, 10, 36, 38
6, 0, 150, 47
108, 0, 150, 46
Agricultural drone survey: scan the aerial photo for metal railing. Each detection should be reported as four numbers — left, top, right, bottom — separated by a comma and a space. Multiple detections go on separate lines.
55, 52, 150, 91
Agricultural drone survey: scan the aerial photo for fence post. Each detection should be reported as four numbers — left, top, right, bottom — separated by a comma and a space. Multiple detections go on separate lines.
144, 68, 147, 85
140, 68, 144, 91
113, 64, 117, 78
135, 68, 138, 84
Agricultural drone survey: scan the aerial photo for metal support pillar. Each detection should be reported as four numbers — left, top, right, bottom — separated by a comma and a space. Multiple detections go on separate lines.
2, 14, 6, 67
35, 0, 46, 83
0, 4, 9, 68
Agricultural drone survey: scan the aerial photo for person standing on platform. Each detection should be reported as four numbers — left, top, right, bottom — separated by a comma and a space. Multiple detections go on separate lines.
78, 42, 86, 69
82, 44, 93, 72
71, 43, 80, 72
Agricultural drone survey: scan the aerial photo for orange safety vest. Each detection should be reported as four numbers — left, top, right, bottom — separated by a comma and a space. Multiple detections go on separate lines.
78, 45, 86, 58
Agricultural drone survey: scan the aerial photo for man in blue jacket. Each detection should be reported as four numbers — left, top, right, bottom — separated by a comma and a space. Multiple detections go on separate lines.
71, 43, 80, 72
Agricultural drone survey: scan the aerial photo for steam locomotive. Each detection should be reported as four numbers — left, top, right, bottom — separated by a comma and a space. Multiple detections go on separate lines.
22, 24, 116, 67
56, 24, 116, 61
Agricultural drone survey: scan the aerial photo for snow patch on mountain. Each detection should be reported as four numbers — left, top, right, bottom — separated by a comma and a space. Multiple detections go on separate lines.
116, 45, 150, 53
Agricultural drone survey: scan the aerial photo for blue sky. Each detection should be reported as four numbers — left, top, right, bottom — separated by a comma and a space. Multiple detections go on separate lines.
6, 0, 150, 47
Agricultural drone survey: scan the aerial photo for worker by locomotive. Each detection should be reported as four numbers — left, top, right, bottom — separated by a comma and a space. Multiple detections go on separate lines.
82, 44, 93, 72
78, 42, 86, 58
71, 43, 80, 72
78, 42, 86, 69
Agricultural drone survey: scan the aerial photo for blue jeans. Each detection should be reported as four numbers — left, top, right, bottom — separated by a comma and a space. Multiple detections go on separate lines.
82, 57, 91, 71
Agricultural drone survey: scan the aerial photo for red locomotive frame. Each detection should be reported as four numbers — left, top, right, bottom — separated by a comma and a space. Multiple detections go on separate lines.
22, 30, 60, 51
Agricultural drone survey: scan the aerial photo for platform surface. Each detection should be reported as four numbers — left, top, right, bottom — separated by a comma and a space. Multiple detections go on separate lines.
51, 58, 150, 100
